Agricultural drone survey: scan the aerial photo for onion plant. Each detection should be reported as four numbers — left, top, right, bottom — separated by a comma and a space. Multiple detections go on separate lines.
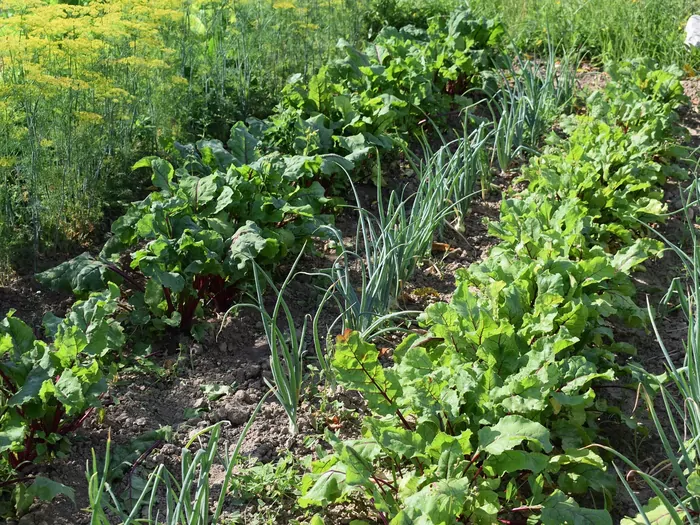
485, 43, 579, 173
488, 83, 528, 175
317, 148, 461, 339
221, 250, 310, 435
87, 391, 270, 525
605, 180, 700, 522
249, 262, 307, 435
412, 119, 490, 232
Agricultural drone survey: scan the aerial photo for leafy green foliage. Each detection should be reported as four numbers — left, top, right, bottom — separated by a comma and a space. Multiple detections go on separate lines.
301, 280, 620, 521
520, 58, 688, 250
253, 8, 504, 174
35, 252, 119, 295
39, 147, 333, 333
297, 59, 689, 523
229, 453, 301, 504
0, 286, 124, 518
0, 0, 373, 275
361, 0, 459, 38
37, 8, 503, 335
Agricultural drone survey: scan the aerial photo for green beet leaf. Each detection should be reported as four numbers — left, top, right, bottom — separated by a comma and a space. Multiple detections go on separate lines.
333, 331, 402, 416
540, 491, 612, 524
478, 415, 553, 455
401, 478, 472, 524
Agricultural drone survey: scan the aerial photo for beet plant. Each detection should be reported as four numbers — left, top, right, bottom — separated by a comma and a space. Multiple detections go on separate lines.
38, 138, 335, 334
0, 285, 124, 518
257, 8, 504, 164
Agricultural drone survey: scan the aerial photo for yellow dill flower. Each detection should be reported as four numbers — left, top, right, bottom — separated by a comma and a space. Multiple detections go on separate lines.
171, 75, 189, 86
97, 86, 132, 102
273, 1, 296, 8
76, 111, 103, 124
116, 56, 168, 70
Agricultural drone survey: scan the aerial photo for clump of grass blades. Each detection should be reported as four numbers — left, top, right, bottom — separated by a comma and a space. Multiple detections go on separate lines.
469, 0, 699, 69
87, 391, 270, 524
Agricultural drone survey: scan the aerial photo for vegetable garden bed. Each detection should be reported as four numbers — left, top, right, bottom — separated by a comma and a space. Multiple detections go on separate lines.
0, 5, 699, 525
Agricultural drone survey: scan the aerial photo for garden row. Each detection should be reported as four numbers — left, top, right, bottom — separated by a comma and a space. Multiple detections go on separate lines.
0, 9, 507, 519
0, 0, 460, 274
38, 8, 505, 334
295, 60, 691, 523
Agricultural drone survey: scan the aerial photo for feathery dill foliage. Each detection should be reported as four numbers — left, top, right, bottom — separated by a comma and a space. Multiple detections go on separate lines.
0, 0, 188, 273
0, 0, 365, 277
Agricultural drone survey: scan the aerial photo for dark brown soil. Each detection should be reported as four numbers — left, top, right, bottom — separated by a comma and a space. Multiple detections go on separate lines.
0, 278, 71, 333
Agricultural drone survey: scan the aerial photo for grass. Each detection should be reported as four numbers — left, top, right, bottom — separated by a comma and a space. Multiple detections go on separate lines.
469, 0, 700, 69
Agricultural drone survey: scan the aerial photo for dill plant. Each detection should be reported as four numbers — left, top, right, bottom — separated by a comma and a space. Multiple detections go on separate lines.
0, 0, 366, 273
